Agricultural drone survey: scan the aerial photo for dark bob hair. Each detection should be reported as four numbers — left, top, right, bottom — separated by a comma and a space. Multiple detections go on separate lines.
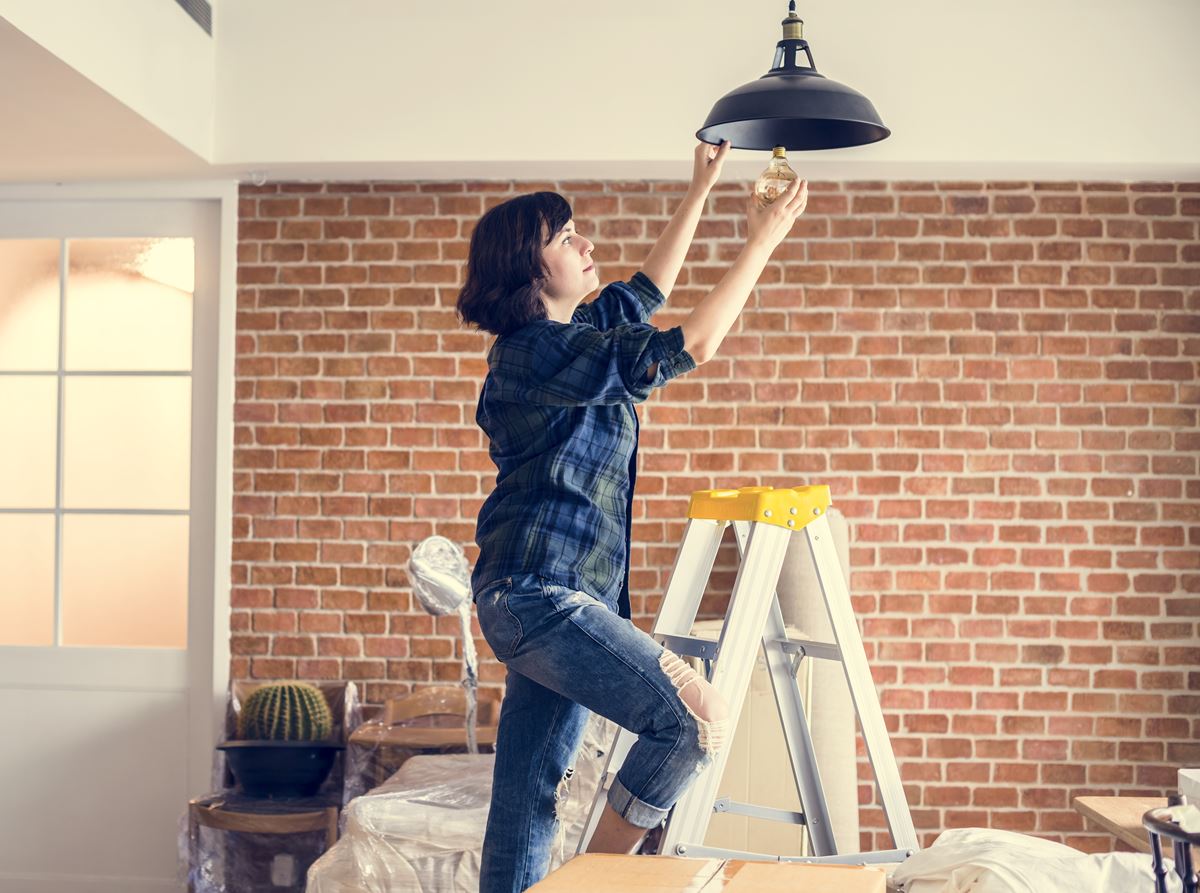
456, 191, 572, 337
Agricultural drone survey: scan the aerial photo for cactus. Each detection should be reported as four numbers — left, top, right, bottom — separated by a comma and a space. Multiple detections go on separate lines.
238, 682, 333, 741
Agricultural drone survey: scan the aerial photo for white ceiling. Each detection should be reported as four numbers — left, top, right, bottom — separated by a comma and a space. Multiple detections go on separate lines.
2, 1, 1198, 185
0, 18, 210, 183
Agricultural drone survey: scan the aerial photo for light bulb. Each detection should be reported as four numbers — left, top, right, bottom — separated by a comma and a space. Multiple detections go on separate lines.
754, 146, 798, 207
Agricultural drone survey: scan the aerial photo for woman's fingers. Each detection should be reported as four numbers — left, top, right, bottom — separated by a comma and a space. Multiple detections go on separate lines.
700, 139, 730, 167
761, 179, 803, 220
785, 179, 809, 214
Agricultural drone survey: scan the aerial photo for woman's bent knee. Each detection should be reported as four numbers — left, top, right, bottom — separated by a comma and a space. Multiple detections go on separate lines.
657, 649, 729, 758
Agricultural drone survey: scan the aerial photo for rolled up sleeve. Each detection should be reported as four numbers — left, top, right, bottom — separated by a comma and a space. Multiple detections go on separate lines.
571, 272, 666, 330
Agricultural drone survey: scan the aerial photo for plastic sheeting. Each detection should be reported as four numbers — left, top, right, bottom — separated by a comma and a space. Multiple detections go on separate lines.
889, 827, 1180, 893
407, 535, 481, 754
1167, 802, 1200, 832
186, 795, 339, 893
307, 712, 616, 893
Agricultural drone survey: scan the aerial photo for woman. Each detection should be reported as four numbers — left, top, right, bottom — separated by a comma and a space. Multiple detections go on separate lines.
456, 141, 808, 893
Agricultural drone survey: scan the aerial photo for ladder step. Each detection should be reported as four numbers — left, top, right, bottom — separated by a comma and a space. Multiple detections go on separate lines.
778, 637, 841, 662
656, 633, 719, 660
657, 632, 842, 663
713, 798, 806, 826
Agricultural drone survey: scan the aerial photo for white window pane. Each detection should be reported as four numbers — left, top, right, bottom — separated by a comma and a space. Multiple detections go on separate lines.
61, 514, 188, 649
0, 377, 58, 509
0, 514, 56, 646
0, 239, 60, 372
65, 238, 194, 372
63, 377, 191, 510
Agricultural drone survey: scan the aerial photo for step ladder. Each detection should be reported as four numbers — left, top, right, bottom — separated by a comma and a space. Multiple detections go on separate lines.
577, 485, 918, 865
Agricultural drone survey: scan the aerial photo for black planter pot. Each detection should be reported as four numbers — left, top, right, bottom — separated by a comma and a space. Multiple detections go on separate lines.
218, 740, 345, 798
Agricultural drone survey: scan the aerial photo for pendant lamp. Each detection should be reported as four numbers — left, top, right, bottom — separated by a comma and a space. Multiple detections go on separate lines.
697, 1, 890, 151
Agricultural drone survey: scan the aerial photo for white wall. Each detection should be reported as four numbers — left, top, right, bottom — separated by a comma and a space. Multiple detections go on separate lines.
0, 0, 214, 159
211, 0, 1200, 179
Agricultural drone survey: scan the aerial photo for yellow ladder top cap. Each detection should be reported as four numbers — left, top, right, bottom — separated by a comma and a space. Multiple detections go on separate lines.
687, 485, 832, 530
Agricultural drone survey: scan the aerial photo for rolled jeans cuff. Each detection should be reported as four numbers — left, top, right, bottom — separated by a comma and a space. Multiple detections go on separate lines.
607, 775, 670, 829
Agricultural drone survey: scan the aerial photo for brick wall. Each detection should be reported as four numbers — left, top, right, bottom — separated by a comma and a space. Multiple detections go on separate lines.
233, 178, 1200, 852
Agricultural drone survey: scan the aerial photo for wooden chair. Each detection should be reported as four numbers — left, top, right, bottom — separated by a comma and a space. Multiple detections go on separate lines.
349, 685, 501, 788
187, 796, 338, 893
1144, 803, 1200, 893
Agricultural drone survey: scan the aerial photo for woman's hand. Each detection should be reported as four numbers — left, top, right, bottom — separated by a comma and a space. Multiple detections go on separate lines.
746, 178, 809, 252
688, 140, 731, 197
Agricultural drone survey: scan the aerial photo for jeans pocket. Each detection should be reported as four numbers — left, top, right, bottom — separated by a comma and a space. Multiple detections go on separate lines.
474, 578, 522, 662
541, 581, 605, 614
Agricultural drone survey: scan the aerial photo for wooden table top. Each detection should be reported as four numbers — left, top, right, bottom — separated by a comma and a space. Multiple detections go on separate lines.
1071, 796, 1169, 853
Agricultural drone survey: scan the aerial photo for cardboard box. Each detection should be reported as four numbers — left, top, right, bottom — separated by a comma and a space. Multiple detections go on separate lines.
527, 854, 886, 892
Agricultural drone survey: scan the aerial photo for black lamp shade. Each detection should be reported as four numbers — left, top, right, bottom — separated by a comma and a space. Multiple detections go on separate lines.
697, 26, 890, 152
698, 72, 890, 151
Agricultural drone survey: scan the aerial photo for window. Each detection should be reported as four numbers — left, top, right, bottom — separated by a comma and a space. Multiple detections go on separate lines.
0, 238, 194, 648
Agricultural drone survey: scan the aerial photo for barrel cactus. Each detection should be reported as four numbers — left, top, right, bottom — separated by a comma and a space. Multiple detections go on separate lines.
238, 681, 333, 741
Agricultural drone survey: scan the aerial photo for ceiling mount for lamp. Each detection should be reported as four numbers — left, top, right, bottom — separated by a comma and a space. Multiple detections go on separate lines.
697, 1, 890, 152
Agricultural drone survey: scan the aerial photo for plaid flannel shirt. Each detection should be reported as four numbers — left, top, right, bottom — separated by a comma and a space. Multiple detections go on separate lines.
471, 272, 696, 619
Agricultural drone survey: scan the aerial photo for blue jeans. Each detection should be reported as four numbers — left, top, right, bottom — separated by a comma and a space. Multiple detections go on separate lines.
474, 573, 716, 893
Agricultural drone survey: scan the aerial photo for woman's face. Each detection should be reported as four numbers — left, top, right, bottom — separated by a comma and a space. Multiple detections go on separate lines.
540, 219, 598, 306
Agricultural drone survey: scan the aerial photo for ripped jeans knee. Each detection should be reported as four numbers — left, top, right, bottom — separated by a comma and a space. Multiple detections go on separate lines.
550, 765, 576, 861
658, 648, 730, 759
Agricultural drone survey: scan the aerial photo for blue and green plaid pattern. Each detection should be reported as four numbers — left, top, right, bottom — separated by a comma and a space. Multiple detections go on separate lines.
471, 273, 696, 619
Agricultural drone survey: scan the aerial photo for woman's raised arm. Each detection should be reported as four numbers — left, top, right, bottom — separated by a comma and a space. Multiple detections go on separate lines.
640, 141, 731, 300
679, 177, 809, 365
